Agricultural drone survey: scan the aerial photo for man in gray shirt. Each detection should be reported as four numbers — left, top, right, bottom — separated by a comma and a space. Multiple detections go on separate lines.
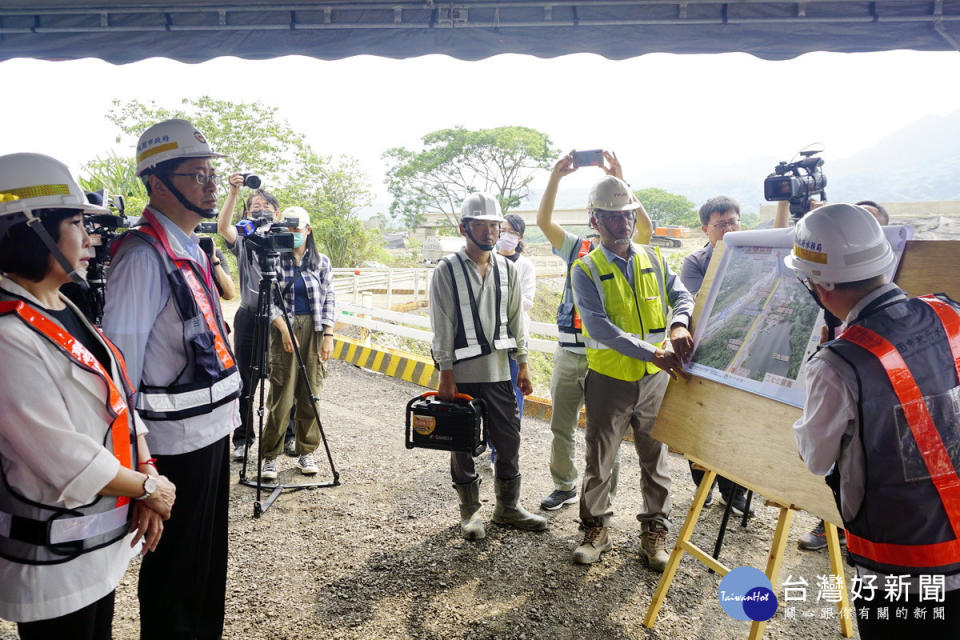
430, 192, 547, 541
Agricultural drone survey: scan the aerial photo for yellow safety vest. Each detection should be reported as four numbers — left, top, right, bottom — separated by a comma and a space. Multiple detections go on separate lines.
574, 245, 668, 382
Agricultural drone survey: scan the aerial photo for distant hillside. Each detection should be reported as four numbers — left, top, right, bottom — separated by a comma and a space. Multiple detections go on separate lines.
522, 108, 960, 215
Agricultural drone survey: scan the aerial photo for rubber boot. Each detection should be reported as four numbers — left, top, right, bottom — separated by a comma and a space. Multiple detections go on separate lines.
453, 478, 485, 540
492, 475, 548, 531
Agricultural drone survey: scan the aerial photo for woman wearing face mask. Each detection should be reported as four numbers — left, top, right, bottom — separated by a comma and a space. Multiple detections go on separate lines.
258, 207, 336, 481
497, 213, 536, 421
217, 179, 296, 460
0, 153, 176, 639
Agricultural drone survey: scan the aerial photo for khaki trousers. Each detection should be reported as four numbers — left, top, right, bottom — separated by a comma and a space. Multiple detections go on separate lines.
580, 369, 671, 529
262, 315, 327, 459
548, 345, 620, 494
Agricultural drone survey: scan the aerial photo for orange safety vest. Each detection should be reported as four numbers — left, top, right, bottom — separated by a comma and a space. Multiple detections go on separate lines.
839, 295, 960, 571
0, 299, 136, 564
557, 238, 593, 346
112, 209, 240, 421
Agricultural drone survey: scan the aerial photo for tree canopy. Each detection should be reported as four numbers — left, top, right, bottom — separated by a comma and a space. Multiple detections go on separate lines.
383, 126, 558, 230
80, 97, 376, 267
633, 187, 699, 227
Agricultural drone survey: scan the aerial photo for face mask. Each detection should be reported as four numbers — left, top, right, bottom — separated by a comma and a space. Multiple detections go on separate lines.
497, 234, 520, 253
250, 209, 272, 220
292, 232, 306, 248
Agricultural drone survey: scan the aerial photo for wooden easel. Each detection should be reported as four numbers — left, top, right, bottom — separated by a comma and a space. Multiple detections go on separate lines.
642, 238, 959, 639
642, 463, 853, 639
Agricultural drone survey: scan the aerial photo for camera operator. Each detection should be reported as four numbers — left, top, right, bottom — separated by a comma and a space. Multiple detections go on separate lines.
257, 207, 336, 481
218, 176, 294, 460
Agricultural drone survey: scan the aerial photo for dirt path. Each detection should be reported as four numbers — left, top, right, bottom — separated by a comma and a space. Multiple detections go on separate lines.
0, 360, 857, 639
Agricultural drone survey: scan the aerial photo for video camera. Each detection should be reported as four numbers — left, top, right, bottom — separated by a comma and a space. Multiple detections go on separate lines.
241, 216, 298, 255
763, 144, 827, 220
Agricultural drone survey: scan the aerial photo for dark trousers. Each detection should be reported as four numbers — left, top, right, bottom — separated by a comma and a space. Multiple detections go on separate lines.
854, 586, 960, 639
689, 461, 740, 497
232, 306, 293, 447
17, 591, 114, 640
139, 436, 230, 640
451, 380, 521, 483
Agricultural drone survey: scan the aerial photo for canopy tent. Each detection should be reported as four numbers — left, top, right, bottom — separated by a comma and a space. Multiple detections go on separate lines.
2, 1, 959, 64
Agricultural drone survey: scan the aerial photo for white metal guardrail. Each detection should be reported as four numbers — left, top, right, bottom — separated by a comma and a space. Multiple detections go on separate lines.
336, 302, 559, 354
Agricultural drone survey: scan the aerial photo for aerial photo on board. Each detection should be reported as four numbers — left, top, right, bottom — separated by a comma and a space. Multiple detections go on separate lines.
688, 245, 822, 407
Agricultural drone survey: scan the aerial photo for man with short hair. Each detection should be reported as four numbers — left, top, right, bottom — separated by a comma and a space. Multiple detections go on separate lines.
430, 192, 547, 541
789, 203, 960, 638
536, 150, 652, 511
569, 175, 694, 569
104, 119, 239, 639
679, 196, 754, 516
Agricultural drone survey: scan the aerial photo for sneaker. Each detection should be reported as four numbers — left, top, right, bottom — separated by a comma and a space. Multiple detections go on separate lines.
640, 525, 670, 572
573, 526, 612, 565
260, 457, 278, 481
296, 453, 319, 476
284, 439, 297, 457
541, 489, 579, 511
703, 488, 714, 507
798, 520, 846, 551
719, 488, 755, 517
232, 444, 246, 462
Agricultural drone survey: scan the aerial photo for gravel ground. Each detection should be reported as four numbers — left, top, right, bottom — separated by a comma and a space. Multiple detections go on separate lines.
1, 359, 859, 640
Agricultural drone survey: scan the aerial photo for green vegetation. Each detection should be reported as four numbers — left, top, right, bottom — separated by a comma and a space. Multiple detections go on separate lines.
383, 126, 558, 231
81, 97, 377, 268
633, 187, 698, 227
693, 315, 751, 371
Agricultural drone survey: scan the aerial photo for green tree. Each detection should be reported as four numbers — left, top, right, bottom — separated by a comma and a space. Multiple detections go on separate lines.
78, 151, 148, 217
87, 97, 376, 267
633, 187, 698, 227
383, 126, 558, 231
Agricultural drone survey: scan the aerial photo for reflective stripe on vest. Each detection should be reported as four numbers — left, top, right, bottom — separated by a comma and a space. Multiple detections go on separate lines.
118, 209, 240, 421
840, 296, 960, 569
442, 252, 517, 364
575, 245, 668, 381
557, 238, 592, 347
0, 300, 134, 564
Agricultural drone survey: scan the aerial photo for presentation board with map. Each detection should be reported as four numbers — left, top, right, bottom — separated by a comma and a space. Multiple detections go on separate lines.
687, 226, 913, 408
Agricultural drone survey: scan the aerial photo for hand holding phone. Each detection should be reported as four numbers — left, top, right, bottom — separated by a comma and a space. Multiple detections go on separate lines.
198, 235, 215, 258
572, 149, 604, 168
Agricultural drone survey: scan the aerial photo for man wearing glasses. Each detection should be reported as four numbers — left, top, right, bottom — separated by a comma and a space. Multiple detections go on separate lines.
679, 197, 755, 516
569, 176, 694, 569
103, 118, 239, 639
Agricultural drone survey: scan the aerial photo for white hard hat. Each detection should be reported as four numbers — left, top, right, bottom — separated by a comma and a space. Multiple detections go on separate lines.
783, 203, 895, 286
459, 192, 503, 223
135, 118, 225, 176
0, 152, 108, 234
281, 206, 311, 230
588, 176, 638, 212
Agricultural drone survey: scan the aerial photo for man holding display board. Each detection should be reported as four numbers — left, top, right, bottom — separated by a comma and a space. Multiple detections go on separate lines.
569, 175, 694, 569
788, 203, 960, 638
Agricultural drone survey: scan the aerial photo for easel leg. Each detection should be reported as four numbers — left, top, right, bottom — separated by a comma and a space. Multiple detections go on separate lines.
825, 521, 854, 638
748, 505, 794, 640
644, 469, 716, 628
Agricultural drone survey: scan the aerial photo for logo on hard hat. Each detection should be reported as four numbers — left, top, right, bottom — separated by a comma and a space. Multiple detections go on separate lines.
194, 131, 207, 144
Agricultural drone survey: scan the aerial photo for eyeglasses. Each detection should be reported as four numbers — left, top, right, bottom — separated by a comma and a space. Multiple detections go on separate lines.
709, 219, 740, 230
596, 210, 636, 222
168, 172, 219, 186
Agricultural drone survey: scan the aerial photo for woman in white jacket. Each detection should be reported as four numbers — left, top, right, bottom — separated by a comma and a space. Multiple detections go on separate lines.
497, 213, 536, 418
0, 153, 175, 639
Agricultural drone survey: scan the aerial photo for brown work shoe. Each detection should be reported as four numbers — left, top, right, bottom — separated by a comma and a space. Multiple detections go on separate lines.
640, 526, 670, 572
573, 526, 612, 565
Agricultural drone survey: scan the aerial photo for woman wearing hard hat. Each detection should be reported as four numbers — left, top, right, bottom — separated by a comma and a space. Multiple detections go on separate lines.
0, 153, 176, 639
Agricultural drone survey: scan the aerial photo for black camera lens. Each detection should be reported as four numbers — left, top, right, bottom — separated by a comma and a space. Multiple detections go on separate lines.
241, 173, 262, 190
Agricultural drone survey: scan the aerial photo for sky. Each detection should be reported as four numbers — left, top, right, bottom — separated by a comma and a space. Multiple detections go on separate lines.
2, 50, 959, 214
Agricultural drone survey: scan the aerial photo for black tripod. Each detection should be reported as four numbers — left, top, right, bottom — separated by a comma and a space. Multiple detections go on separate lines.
237, 245, 339, 517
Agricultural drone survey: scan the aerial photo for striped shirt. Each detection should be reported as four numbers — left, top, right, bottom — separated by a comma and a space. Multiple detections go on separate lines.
270, 251, 336, 332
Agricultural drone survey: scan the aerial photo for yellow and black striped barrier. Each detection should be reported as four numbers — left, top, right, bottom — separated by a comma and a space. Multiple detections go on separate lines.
331, 335, 439, 389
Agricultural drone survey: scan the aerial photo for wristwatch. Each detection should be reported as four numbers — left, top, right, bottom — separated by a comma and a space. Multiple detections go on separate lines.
135, 475, 158, 501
